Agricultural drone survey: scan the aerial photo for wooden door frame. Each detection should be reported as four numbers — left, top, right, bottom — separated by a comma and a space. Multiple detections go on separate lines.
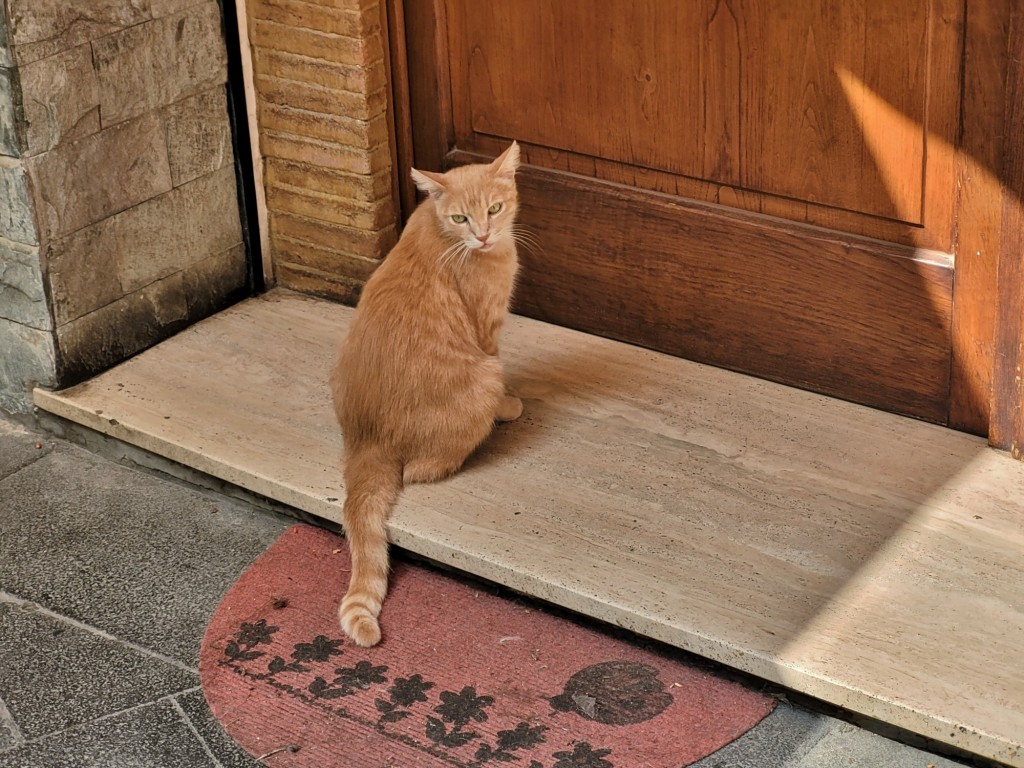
991, 3, 1024, 457
385, 0, 1024, 454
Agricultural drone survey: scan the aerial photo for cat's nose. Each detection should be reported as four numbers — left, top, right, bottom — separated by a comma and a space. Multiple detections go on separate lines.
478, 233, 490, 244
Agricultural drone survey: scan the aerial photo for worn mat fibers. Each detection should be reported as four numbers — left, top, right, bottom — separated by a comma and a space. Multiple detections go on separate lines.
200, 525, 775, 766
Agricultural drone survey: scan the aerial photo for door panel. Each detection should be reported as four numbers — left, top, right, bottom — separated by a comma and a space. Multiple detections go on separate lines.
403, 0, 967, 423
506, 165, 952, 421
458, 2, 938, 222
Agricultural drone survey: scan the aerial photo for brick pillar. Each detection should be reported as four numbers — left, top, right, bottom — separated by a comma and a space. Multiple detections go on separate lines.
247, 0, 397, 304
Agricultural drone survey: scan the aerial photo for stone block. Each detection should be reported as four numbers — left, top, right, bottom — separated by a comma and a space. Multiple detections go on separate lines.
55, 243, 247, 384
250, 0, 378, 38
274, 234, 380, 280
255, 48, 386, 94
44, 232, 121, 329
0, 66, 24, 156
266, 183, 393, 231
149, 0, 215, 19
47, 165, 241, 324
256, 75, 385, 122
55, 272, 190, 383
265, 158, 391, 203
0, 157, 37, 245
275, 260, 364, 306
163, 86, 232, 186
92, 3, 227, 128
6, 0, 150, 65
271, 210, 396, 259
258, 102, 388, 152
182, 243, 248, 319
0, 316, 56, 414
250, 20, 382, 67
24, 112, 172, 242
0, 236, 49, 329
0, 5, 13, 68
19, 43, 100, 155
262, 130, 390, 175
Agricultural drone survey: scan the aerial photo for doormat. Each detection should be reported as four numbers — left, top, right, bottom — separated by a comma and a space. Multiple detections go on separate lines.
200, 525, 775, 767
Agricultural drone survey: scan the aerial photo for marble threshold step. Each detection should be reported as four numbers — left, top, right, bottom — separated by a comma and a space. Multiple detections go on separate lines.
33, 289, 1024, 767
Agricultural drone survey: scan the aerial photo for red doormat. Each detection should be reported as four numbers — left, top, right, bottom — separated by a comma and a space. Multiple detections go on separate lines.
200, 525, 775, 767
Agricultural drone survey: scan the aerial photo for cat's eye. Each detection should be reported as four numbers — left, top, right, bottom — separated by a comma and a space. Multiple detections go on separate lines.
488, 202, 503, 215
450, 214, 467, 224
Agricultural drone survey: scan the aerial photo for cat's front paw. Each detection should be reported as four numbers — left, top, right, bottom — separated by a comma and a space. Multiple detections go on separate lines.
495, 395, 523, 422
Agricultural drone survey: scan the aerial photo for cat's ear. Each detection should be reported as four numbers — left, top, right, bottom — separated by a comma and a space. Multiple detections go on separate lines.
411, 168, 447, 199
490, 141, 520, 181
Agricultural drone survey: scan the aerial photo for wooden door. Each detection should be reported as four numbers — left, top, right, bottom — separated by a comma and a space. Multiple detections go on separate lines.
393, 0, 1022, 437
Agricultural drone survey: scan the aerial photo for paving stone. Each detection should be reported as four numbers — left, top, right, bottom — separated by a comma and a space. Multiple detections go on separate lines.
0, 696, 24, 751
0, 158, 37, 245
0, 237, 48, 330
0, 317, 55, 414
163, 86, 232, 187
46, 165, 241, 325
0, 418, 52, 481
92, 3, 227, 128
0, 600, 197, 739
690, 702, 831, 768
24, 112, 172, 242
175, 688, 262, 768
793, 720, 966, 768
0, 698, 218, 768
0, 444, 289, 665
18, 43, 100, 156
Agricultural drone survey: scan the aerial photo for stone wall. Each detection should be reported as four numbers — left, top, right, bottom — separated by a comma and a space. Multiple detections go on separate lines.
0, 0, 51, 414
0, 0, 247, 413
247, 0, 396, 304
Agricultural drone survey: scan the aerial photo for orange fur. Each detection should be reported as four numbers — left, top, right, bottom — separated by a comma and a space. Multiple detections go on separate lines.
330, 143, 523, 646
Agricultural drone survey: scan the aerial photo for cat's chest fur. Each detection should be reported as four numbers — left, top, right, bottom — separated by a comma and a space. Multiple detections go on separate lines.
452, 245, 518, 356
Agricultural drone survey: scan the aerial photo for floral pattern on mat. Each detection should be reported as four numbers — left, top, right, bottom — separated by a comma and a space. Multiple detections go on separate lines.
200, 525, 776, 768
220, 618, 677, 767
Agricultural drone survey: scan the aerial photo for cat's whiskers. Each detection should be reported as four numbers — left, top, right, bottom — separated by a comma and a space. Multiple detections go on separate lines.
455, 243, 474, 270
437, 240, 466, 271
511, 225, 542, 256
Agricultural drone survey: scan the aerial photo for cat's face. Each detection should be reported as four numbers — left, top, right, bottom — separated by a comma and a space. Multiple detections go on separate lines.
411, 142, 520, 253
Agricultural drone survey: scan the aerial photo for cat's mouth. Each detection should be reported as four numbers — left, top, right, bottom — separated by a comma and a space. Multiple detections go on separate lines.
473, 241, 495, 251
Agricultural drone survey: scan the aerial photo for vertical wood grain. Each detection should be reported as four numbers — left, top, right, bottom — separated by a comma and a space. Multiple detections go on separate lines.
949, 0, 1010, 435
700, 0, 742, 184
991, 4, 1024, 456
404, 0, 453, 171
450, 1, 947, 226
383, 0, 416, 222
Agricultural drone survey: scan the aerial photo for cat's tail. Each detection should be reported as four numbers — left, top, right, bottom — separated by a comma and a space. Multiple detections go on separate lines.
339, 443, 402, 647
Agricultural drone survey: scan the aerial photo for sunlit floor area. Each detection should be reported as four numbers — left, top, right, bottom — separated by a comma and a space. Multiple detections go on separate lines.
34, 289, 1024, 766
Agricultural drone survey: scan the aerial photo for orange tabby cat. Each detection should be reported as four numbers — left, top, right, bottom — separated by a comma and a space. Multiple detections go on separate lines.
331, 142, 524, 647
